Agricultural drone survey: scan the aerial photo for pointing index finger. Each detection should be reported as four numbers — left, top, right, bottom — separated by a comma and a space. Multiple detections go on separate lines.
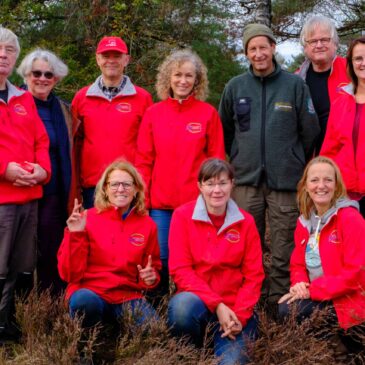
146, 255, 153, 268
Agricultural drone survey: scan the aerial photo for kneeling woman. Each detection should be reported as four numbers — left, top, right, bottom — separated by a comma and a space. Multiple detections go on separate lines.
279, 156, 365, 351
58, 160, 161, 327
168, 158, 264, 365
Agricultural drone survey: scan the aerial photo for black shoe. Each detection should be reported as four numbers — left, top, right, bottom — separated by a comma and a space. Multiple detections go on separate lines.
0, 323, 21, 345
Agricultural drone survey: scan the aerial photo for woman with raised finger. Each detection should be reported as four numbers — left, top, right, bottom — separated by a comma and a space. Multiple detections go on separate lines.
57, 160, 161, 328
17, 49, 73, 296
136, 49, 225, 298
278, 156, 365, 355
168, 158, 264, 365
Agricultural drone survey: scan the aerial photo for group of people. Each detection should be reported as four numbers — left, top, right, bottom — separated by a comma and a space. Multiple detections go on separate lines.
1, 12, 365, 364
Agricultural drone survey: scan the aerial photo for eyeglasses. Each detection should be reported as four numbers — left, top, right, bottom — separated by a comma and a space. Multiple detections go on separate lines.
107, 181, 134, 191
352, 56, 365, 65
201, 180, 231, 190
31, 70, 55, 79
305, 37, 332, 47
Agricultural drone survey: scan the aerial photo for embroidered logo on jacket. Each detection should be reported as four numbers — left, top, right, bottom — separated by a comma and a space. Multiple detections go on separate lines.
328, 229, 340, 244
116, 103, 131, 113
224, 229, 240, 243
186, 122, 202, 134
274, 102, 292, 112
13, 104, 27, 115
129, 233, 145, 246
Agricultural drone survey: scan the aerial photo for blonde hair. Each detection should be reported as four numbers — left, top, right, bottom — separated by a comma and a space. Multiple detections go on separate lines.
297, 156, 347, 219
94, 160, 146, 215
155, 49, 209, 101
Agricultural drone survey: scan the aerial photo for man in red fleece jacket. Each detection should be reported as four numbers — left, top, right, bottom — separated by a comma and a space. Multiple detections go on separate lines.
72, 36, 152, 209
0, 27, 50, 344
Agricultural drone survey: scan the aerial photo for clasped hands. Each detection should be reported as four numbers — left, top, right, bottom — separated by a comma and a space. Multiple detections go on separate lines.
216, 303, 242, 340
5, 161, 47, 187
278, 282, 310, 304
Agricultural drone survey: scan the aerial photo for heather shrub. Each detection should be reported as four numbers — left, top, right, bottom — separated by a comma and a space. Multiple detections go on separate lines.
249, 306, 365, 365
5, 290, 97, 364
114, 299, 217, 364
0, 289, 363, 364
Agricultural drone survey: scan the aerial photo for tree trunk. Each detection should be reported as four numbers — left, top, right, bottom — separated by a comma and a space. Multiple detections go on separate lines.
254, 0, 272, 27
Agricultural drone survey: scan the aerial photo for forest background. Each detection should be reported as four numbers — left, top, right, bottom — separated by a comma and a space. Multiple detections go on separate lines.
1, 0, 364, 108
0, 1, 365, 364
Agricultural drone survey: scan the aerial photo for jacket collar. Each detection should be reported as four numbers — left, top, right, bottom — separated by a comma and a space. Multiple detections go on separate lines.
166, 93, 196, 108
6, 80, 26, 102
98, 204, 136, 220
86, 75, 136, 100
192, 195, 245, 234
299, 197, 359, 232
248, 59, 281, 80
297, 55, 338, 80
340, 83, 355, 97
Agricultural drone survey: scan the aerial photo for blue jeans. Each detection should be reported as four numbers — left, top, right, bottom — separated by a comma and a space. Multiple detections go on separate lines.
150, 209, 173, 297
168, 292, 257, 365
278, 298, 333, 323
69, 288, 158, 328
149, 209, 173, 262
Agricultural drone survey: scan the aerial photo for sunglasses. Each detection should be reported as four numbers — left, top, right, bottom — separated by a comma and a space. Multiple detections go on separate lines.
31, 70, 54, 79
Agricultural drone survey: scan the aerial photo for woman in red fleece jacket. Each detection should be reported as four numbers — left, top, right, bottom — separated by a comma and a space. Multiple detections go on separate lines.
278, 156, 365, 355
58, 160, 161, 328
320, 37, 365, 217
168, 158, 264, 365
136, 49, 225, 298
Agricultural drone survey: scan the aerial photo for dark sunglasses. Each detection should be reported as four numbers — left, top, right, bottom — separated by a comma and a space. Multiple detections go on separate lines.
31, 70, 54, 79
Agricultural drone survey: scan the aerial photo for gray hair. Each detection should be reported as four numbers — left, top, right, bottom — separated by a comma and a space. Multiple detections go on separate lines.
300, 15, 339, 47
17, 48, 68, 81
0, 27, 20, 58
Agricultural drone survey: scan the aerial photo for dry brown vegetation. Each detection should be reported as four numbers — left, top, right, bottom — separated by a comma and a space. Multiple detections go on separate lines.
0, 290, 363, 364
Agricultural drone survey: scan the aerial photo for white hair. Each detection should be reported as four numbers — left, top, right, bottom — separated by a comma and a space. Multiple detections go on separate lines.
300, 15, 339, 47
0, 27, 20, 57
17, 48, 68, 81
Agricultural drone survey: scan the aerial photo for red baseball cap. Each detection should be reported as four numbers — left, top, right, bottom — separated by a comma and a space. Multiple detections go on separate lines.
96, 36, 128, 54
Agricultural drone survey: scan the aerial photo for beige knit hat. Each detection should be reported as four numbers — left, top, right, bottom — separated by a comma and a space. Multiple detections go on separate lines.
243, 23, 276, 53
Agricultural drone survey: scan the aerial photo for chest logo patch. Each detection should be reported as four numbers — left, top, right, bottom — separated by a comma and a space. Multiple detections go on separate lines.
328, 229, 340, 244
116, 103, 131, 113
13, 104, 27, 115
186, 122, 202, 134
224, 229, 240, 243
274, 102, 292, 112
129, 233, 145, 246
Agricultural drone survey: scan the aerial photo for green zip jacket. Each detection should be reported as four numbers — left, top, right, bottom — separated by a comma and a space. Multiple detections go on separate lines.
219, 62, 320, 191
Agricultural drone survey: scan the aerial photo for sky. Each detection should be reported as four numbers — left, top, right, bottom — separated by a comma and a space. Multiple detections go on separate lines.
276, 40, 303, 61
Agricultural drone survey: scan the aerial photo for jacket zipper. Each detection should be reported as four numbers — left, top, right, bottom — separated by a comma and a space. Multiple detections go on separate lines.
260, 77, 266, 179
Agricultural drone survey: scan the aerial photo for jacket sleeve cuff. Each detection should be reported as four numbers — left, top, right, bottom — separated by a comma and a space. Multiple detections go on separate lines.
0, 162, 8, 180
